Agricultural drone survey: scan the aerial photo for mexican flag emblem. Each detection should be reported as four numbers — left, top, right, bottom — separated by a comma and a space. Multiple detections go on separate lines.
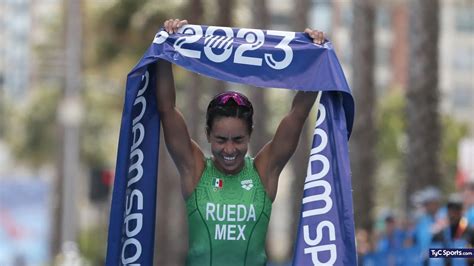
213, 178, 223, 189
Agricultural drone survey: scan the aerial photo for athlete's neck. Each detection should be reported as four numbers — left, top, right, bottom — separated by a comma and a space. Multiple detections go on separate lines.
212, 157, 245, 176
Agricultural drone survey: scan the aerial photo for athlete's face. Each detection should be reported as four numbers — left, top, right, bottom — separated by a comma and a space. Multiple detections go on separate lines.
207, 117, 250, 175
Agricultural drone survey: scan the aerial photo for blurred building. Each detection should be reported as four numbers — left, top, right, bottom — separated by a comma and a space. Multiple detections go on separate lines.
0, 0, 31, 100
330, 1, 411, 91
30, 0, 64, 91
458, 138, 474, 184
0, 0, 62, 102
269, 0, 409, 95
439, 0, 474, 131
329, 0, 473, 132
0, 179, 52, 265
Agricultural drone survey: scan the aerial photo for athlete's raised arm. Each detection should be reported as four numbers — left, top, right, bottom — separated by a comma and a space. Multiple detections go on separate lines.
156, 19, 204, 198
255, 91, 317, 201
254, 28, 323, 201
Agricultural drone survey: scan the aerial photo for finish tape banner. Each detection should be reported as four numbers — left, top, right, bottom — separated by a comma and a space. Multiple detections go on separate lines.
105, 24, 356, 266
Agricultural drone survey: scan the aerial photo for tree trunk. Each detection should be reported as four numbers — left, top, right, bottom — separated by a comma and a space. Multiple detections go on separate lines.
249, 0, 270, 156
154, 1, 204, 264
186, 0, 204, 141
212, 0, 235, 94
154, 141, 187, 265
53, 0, 83, 257
405, 0, 441, 202
287, 0, 311, 261
350, 0, 376, 233
216, 0, 234, 27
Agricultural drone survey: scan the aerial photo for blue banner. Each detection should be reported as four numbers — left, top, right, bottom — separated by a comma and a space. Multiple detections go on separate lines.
292, 93, 357, 265
106, 24, 356, 265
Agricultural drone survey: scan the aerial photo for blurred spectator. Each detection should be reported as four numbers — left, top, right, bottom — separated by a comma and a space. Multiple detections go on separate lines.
362, 213, 423, 266
376, 214, 407, 252
461, 181, 474, 228
432, 193, 474, 266
361, 188, 474, 265
413, 186, 443, 264
356, 228, 373, 265
400, 215, 417, 248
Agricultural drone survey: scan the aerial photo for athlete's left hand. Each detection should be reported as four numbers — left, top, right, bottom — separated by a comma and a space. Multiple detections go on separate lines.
164, 18, 188, 34
304, 28, 325, 45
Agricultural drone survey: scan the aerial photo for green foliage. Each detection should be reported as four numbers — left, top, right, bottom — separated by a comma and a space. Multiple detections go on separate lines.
0, 91, 6, 137
3, 85, 122, 169
376, 89, 406, 163
441, 115, 468, 190
4, 88, 61, 167
375, 89, 468, 210
78, 225, 107, 265
94, 0, 182, 63
80, 86, 122, 168
96, 0, 146, 60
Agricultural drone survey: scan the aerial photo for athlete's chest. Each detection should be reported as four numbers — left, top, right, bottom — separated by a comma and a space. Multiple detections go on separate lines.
194, 173, 266, 238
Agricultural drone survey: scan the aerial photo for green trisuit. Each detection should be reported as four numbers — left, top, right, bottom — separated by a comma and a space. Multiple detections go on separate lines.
185, 157, 272, 266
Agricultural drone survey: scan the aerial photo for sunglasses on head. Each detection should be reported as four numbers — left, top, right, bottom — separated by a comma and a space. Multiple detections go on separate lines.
209, 91, 253, 110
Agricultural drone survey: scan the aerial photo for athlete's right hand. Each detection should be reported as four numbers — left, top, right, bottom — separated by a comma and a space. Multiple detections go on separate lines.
164, 19, 188, 34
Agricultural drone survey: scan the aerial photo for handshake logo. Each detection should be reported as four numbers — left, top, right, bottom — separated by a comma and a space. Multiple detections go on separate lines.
241, 180, 254, 191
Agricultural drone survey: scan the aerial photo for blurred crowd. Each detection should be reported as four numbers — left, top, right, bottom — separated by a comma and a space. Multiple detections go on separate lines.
357, 183, 474, 266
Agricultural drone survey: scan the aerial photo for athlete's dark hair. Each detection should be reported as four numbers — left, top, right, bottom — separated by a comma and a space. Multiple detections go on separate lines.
206, 91, 253, 135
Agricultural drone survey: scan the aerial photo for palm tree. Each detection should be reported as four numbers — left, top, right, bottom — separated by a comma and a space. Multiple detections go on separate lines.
405, 0, 441, 201
53, 0, 83, 257
185, 0, 204, 141
217, 0, 235, 27
155, 141, 186, 265
350, 0, 377, 233
211, 0, 236, 94
287, 0, 311, 261
249, 0, 271, 156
